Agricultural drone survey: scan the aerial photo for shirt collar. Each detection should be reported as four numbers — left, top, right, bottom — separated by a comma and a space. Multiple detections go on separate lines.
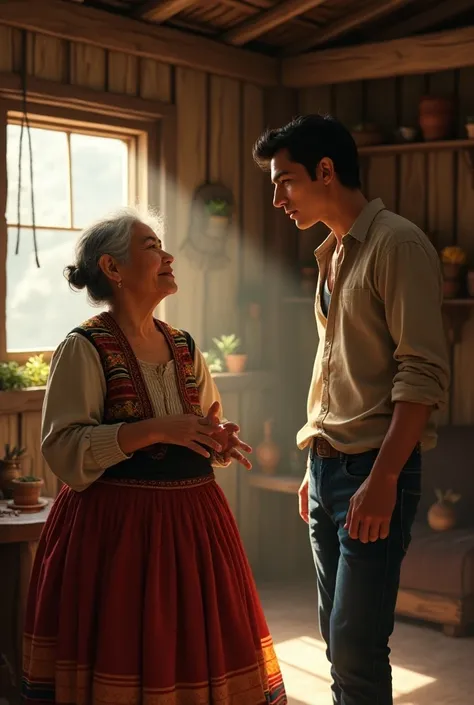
314, 198, 386, 258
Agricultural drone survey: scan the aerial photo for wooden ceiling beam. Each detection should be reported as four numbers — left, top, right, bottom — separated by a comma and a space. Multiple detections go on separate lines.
378, 0, 474, 41
0, 0, 278, 86
133, 0, 197, 23
221, 0, 329, 47
219, 0, 319, 32
281, 24, 474, 87
283, 0, 416, 56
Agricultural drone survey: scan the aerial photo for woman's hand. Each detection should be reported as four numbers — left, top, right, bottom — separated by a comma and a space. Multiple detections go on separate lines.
204, 403, 252, 470
154, 405, 223, 458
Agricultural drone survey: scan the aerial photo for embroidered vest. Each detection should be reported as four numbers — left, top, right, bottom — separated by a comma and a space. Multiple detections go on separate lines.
72, 312, 213, 481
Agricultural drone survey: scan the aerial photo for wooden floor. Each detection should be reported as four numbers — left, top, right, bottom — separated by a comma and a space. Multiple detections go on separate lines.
258, 582, 474, 705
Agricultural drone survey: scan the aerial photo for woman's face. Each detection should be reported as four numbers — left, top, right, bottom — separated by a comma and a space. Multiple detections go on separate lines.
102, 222, 178, 302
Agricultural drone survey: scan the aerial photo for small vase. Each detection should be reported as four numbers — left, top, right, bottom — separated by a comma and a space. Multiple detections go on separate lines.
419, 96, 454, 141
427, 500, 457, 531
256, 420, 281, 475
0, 460, 21, 500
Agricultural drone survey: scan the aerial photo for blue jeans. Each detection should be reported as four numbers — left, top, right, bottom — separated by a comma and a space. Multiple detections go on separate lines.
308, 446, 421, 705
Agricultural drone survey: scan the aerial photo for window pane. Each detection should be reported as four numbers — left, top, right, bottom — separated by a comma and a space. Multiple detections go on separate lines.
6, 227, 104, 352
71, 133, 129, 228
6, 124, 70, 227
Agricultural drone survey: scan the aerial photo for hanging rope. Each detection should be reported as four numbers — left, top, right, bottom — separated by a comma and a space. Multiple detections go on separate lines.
15, 31, 39, 268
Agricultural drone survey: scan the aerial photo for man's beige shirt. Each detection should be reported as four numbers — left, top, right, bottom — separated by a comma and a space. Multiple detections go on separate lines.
297, 198, 450, 454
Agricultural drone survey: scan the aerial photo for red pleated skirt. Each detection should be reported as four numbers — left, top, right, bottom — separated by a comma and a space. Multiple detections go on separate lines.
22, 474, 287, 705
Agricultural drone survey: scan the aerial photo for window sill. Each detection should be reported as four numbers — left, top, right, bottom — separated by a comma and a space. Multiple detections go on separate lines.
0, 372, 274, 415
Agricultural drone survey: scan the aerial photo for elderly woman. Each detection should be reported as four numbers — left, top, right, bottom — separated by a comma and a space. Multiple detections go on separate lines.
22, 208, 287, 705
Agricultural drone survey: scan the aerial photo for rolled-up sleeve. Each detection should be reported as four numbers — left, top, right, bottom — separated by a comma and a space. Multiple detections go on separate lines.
376, 240, 450, 409
41, 333, 131, 492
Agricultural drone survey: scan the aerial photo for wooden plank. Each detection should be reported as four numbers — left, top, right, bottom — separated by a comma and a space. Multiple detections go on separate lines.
0, 0, 278, 86
29, 32, 68, 82
222, 0, 328, 47
365, 79, 397, 211
70, 42, 106, 91
379, 0, 474, 42
397, 74, 426, 231
396, 588, 462, 626
0, 414, 19, 453
0, 71, 174, 120
0, 24, 14, 71
139, 58, 172, 102
282, 25, 474, 88
284, 0, 416, 56
20, 411, 58, 497
241, 83, 264, 370
206, 75, 241, 347
134, 0, 197, 23
107, 51, 138, 96
0, 389, 45, 414
173, 67, 207, 344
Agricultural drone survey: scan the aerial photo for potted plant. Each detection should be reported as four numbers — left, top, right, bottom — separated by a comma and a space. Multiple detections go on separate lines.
0, 444, 26, 499
23, 354, 50, 387
440, 246, 467, 299
351, 123, 384, 147
0, 361, 28, 391
427, 489, 461, 532
202, 349, 223, 374
212, 334, 247, 374
11, 475, 44, 508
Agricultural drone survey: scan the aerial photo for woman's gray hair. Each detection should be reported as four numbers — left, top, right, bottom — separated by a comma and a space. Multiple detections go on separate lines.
65, 206, 163, 304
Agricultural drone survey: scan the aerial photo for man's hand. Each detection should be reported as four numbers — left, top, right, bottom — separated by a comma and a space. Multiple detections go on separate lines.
298, 471, 309, 524
344, 474, 397, 543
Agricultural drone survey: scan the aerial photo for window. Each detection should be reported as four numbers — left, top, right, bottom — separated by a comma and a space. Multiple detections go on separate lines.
5, 115, 134, 354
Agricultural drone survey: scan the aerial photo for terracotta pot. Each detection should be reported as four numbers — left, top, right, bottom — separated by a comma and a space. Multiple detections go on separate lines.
225, 353, 247, 374
11, 477, 44, 506
0, 460, 21, 500
419, 96, 454, 141
427, 500, 457, 532
256, 420, 281, 476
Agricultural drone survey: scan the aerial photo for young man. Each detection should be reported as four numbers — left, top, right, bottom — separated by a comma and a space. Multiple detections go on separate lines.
253, 115, 450, 705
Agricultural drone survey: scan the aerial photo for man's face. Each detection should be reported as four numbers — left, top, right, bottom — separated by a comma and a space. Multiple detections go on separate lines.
270, 148, 330, 230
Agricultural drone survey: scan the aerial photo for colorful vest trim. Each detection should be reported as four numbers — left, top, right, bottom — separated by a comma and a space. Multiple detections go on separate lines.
72, 312, 202, 460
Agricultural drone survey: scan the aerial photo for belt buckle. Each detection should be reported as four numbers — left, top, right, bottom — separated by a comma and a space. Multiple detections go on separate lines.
316, 438, 330, 458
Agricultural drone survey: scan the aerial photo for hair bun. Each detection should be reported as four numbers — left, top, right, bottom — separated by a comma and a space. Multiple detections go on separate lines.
64, 264, 87, 290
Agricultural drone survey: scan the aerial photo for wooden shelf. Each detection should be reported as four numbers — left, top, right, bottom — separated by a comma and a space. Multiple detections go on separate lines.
249, 473, 301, 494
358, 139, 474, 156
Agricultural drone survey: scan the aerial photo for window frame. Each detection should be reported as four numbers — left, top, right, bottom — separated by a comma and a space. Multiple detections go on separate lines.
0, 86, 176, 364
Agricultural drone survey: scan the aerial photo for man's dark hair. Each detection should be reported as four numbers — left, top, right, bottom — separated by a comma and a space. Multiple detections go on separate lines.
253, 114, 361, 190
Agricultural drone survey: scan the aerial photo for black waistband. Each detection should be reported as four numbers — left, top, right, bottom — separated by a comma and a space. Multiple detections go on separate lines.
103, 444, 214, 482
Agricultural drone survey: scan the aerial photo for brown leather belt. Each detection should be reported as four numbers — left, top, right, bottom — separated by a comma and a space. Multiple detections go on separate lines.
312, 437, 340, 458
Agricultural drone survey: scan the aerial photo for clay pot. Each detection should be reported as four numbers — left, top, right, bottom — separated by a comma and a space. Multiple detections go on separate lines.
427, 500, 457, 532
0, 460, 21, 500
419, 96, 454, 141
11, 477, 44, 506
256, 420, 281, 475
225, 353, 247, 374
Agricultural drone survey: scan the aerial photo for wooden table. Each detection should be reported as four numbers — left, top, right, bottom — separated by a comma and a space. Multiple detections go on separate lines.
0, 499, 52, 703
